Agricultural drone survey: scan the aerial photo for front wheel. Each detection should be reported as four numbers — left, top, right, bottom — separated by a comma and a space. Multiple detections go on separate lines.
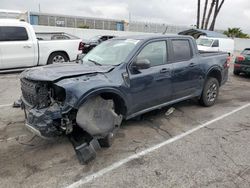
199, 78, 219, 107
47, 52, 69, 64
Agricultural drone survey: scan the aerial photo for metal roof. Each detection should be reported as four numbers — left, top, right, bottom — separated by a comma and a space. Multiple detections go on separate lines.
178, 29, 227, 39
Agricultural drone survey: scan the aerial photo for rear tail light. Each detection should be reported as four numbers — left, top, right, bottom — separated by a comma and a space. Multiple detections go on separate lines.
224, 56, 231, 68
78, 42, 84, 51
236, 55, 245, 62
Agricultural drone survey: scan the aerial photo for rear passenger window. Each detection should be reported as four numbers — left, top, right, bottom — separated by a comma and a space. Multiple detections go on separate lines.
0, 26, 28, 41
171, 40, 192, 61
137, 41, 167, 67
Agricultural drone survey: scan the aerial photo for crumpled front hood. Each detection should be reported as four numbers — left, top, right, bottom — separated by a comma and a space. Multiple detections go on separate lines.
20, 63, 114, 82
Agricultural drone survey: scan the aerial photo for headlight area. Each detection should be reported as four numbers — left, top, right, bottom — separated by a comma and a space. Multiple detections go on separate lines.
49, 84, 66, 104
21, 79, 76, 138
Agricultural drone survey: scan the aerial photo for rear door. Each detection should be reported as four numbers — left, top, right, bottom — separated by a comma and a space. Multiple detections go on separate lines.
128, 40, 173, 113
0, 26, 36, 69
170, 38, 202, 99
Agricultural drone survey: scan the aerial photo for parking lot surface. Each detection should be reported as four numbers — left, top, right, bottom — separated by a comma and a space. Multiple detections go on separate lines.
0, 67, 250, 188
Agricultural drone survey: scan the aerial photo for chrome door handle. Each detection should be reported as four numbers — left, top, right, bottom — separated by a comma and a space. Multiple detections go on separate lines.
23, 45, 32, 48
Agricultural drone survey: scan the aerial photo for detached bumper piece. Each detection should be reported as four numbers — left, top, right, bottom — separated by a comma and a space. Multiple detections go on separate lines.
68, 127, 101, 164
75, 139, 100, 164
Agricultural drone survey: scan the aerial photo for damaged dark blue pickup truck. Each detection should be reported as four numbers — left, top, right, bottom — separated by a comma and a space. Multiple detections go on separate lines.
20, 35, 229, 163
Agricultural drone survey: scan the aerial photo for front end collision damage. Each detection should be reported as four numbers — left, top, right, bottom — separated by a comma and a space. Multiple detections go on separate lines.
21, 73, 125, 164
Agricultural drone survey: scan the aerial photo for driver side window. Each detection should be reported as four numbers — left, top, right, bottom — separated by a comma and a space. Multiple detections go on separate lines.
137, 41, 167, 67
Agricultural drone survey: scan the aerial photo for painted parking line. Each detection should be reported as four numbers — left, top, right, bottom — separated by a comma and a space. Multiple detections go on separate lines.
66, 103, 250, 188
0, 103, 13, 108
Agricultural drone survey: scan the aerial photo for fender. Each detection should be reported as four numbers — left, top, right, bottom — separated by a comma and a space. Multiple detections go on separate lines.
205, 65, 222, 78
75, 87, 129, 110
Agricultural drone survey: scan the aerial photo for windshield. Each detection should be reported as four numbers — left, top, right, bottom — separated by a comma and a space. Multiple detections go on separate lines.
196, 38, 214, 47
83, 39, 140, 66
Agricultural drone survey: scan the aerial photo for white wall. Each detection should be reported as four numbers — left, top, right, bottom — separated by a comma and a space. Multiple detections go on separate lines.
33, 25, 153, 40
234, 38, 250, 52
33, 25, 250, 53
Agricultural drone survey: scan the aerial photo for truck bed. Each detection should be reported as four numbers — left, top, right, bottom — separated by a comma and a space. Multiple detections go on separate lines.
36, 32, 79, 41
199, 50, 228, 57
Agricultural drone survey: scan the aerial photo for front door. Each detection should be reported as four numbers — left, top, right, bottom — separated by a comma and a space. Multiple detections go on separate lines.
0, 26, 35, 69
128, 40, 173, 114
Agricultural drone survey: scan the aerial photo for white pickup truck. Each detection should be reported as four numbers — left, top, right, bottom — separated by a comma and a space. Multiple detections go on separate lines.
0, 19, 83, 71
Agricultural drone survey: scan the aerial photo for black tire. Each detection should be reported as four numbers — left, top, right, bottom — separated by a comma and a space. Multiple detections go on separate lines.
199, 77, 219, 107
98, 133, 114, 148
233, 70, 240, 75
47, 52, 69, 64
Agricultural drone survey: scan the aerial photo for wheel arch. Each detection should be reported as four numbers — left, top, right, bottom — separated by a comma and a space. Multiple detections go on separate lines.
76, 88, 128, 117
206, 66, 222, 86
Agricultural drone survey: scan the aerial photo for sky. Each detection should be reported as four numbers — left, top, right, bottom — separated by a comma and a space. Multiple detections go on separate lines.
1, 0, 250, 33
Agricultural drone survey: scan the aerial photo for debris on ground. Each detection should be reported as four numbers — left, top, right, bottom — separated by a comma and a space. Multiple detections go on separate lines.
165, 107, 175, 116
13, 98, 22, 108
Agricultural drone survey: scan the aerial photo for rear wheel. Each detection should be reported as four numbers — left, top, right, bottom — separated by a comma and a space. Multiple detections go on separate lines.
199, 78, 219, 107
47, 52, 69, 64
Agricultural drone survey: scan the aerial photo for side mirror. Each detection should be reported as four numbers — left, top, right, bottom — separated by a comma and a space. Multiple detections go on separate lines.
132, 59, 151, 70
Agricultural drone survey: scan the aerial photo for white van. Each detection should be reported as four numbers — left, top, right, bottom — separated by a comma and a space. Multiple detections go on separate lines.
196, 36, 234, 55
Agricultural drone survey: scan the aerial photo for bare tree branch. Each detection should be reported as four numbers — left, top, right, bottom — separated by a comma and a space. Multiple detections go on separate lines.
204, 0, 216, 30
201, 0, 209, 29
209, 0, 225, 30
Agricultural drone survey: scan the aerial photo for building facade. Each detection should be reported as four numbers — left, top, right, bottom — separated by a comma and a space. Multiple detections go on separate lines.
0, 9, 193, 34
29, 12, 125, 31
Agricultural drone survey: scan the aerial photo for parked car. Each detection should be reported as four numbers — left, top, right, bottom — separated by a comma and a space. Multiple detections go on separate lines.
0, 19, 83, 71
20, 35, 229, 163
196, 36, 234, 55
82, 35, 116, 53
234, 48, 250, 76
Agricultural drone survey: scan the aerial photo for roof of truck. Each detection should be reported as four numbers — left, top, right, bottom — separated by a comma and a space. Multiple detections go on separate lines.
115, 34, 193, 41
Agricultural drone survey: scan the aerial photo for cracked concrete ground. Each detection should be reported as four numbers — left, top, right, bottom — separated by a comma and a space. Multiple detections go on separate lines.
0, 66, 250, 188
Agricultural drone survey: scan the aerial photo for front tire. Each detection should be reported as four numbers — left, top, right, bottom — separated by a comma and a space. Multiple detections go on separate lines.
47, 52, 69, 64
199, 78, 219, 107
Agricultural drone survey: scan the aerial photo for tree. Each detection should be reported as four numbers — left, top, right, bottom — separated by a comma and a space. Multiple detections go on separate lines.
204, 0, 216, 30
197, 0, 201, 28
197, 0, 226, 31
223, 28, 249, 38
209, 0, 225, 31
201, 0, 209, 29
